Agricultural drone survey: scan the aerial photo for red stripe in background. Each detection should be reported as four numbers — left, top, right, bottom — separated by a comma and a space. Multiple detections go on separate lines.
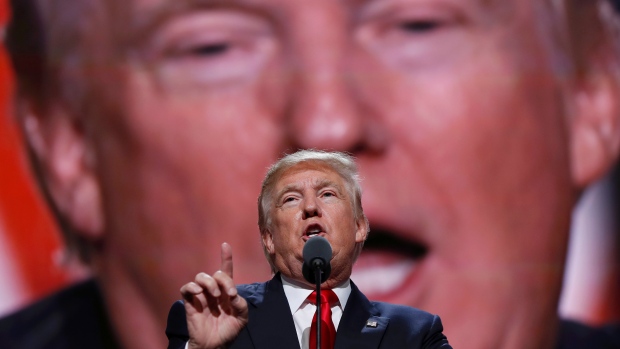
0, 0, 70, 307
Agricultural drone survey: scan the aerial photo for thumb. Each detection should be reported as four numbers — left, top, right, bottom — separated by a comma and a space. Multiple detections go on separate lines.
228, 290, 248, 317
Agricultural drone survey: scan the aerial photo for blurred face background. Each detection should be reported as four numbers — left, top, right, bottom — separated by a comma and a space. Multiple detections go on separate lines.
1, 0, 619, 349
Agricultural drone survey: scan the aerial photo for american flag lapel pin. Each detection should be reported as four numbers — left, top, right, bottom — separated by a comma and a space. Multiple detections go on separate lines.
366, 320, 378, 328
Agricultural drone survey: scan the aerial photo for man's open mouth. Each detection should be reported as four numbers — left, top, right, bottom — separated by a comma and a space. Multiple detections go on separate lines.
352, 228, 428, 300
303, 223, 326, 241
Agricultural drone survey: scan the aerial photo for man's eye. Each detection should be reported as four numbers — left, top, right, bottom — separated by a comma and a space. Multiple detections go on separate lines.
399, 20, 440, 33
283, 197, 296, 203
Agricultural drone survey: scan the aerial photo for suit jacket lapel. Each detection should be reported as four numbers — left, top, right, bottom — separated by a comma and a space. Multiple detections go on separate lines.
244, 273, 301, 349
334, 281, 389, 349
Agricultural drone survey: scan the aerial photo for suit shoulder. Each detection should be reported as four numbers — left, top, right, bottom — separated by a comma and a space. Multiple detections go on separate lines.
556, 319, 620, 349
371, 301, 451, 348
0, 279, 119, 349
371, 301, 437, 321
236, 281, 267, 299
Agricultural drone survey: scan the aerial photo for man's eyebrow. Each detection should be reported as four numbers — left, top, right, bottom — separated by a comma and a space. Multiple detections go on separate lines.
274, 179, 343, 202
274, 183, 302, 205
313, 179, 343, 193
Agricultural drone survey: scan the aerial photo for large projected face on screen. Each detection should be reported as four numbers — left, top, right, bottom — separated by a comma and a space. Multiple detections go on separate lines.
8, 0, 619, 348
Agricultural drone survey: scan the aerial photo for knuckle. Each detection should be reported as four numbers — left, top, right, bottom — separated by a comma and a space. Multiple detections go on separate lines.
195, 274, 217, 289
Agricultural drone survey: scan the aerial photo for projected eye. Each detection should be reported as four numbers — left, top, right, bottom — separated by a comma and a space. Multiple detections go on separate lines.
168, 38, 241, 65
398, 20, 442, 34
186, 42, 230, 56
385, 15, 449, 40
143, 10, 276, 85
355, 4, 466, 69
164, 39, 236, 64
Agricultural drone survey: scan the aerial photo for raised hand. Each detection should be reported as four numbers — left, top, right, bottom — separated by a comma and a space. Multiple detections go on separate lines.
180, 243, 249, 349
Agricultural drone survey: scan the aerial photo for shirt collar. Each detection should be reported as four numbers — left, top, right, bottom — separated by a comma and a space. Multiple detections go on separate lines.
281, 274, 351, 314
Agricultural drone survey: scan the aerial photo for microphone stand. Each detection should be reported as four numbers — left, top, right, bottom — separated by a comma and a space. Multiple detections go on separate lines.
314, 264, 322, 349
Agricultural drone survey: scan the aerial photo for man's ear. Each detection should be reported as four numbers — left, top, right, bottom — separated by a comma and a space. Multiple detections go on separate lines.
355, 215, 369, 243
21, 102, 104, 240
261, 230, 275, 254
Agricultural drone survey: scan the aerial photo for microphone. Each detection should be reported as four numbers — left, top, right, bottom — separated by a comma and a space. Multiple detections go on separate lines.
303, 236, 332, 349
302, 236, 332, 284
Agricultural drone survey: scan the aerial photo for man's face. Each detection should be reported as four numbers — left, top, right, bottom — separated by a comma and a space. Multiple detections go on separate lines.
81, 0, 577, 348
262, 162, 367, 288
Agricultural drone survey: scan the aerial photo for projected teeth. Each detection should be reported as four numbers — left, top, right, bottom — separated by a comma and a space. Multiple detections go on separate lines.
352, 259, 416, 295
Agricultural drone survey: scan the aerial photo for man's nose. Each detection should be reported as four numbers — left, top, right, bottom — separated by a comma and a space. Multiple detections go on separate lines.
302, 196, 321, 219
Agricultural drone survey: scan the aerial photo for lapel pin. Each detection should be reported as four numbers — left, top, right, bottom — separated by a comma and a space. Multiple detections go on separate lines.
366, 320, 378, 328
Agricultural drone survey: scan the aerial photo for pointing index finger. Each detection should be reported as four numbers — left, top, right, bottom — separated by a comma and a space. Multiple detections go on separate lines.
220, 242, 233, 278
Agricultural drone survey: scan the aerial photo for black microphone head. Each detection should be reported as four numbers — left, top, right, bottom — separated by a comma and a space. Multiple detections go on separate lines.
302, 236, 332, 284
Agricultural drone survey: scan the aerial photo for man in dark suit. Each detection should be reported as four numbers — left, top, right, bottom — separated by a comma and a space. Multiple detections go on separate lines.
166, 150, 452, 349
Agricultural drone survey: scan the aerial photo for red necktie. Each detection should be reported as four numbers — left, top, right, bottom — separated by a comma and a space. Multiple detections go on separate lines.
308, 289, 339, 349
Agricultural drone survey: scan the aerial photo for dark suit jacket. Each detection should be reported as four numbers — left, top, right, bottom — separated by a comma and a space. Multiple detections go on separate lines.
166, 273, 452, 349
556, 320, 620, 349
0, 279, 120, 349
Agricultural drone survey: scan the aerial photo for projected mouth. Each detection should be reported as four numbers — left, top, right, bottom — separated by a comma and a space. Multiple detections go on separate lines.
352, 229, 428, 299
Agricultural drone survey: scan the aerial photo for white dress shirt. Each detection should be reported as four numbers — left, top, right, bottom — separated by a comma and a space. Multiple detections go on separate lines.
183, 275, 351, 349
281, 275, 351, 349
